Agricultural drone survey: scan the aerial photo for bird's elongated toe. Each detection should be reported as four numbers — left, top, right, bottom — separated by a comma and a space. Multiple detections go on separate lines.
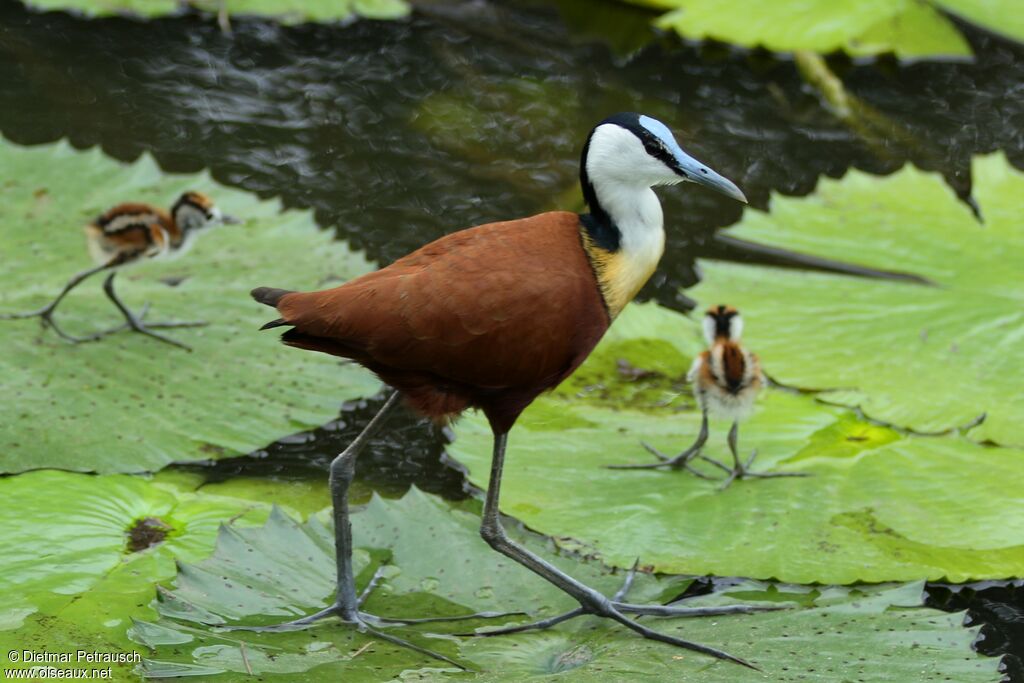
216, 565, 521, 671
461, 560, 762, 670
217, 605, 471, 670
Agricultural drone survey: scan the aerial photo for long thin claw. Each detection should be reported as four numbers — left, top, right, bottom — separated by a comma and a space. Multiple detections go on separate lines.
373, 610, 526, 625
606, 461, 668, 470
219, 610, 469, 670
613, 559, 640, 601
130, 326, 194, 351
42, 302, 154, 344
698, 455, 733, 474
607, 414, 709, 472
606, 443, 671, 470
642, 442, 671, 462
457, 608, 584, 637
681, 462, 718, 480
144, 321, 207, 329
218, 605, 341, 633
744, 472, 810, 479
0, 307, 50, 319
357, 566, 388, 607
42, 314, 123, 344
607, 442, 706, 472
362, 623, 468, 671
718, 471, 740, 491
614, 602, 785, 617
608, 457, 717, 479
461, 559, 640, 638
714, 450, 810, 490
605, 607, 759, 670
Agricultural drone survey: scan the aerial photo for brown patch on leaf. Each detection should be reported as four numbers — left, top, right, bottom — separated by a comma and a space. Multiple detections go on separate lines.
126, 517, 173, 552
198, 442, 227, 456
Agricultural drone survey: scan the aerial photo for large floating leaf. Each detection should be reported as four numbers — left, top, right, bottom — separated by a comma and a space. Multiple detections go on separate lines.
0, 470, 275, 677
447, 302, 1024, 585
136, 488, 997, 681
19, 0, 409, 23
627, 0, 1024, 58
0, 140, 380, 473
691, 153, 1023, 447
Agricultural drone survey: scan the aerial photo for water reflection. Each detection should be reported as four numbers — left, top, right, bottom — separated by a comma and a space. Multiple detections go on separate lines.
2, 0, 1021, 307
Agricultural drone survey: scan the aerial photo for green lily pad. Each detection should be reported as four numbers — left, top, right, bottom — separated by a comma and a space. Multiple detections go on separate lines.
691, 153, 1023, 448
136, 487, 998, 680
446, 302, 1024, 585
627, 0, 1024, 58
0, 470, 277, 677
0, 140, 380, 473
930, 0, 1024, 45
19, 0, 409, 23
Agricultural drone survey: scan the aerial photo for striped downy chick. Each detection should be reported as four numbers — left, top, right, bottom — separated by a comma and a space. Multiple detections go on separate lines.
691, 305, 763, 421
85, 191, 226, 265
2, 191, 235, 350
612, 305, 805, 489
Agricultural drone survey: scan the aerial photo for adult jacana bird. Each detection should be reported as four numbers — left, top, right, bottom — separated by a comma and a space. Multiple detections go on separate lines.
1, 192, 236, 350
610, 305, 807, 488
251, 113, 763, 667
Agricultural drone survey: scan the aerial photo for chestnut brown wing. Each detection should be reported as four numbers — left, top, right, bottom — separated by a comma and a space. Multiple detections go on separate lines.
273, 211, 609, 392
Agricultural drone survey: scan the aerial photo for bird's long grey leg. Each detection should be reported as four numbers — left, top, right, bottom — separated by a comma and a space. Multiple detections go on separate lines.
223, 391, 514, 670
0, 262, 111, 342
479, 432, 757, 669
224, 391, 404, 632
101, 272, 205, 350
607, 410, 713, 478
466, 555, 776, 639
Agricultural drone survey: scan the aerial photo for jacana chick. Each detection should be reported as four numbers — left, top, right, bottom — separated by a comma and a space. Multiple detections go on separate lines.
250, 113, 764, 668
612, 305, 807, 489
1, 191, 236, 350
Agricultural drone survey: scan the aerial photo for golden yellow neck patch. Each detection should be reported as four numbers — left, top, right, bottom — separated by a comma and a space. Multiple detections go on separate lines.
580, 228, 660, 318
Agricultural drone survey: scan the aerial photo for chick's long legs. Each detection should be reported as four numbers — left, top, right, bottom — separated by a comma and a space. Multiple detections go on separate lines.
0, 261, 112, 342
703, 421, 810, 490
606, 410, 713, 478
1, 256, 203, 348
477, 431, 767, 669
101, 272, 206, 351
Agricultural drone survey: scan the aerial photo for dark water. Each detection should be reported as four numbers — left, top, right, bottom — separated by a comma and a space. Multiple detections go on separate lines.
2, 0, 1022, 677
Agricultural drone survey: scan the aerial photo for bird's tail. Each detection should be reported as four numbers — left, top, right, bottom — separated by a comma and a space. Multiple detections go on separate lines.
251, 286, 295, 330
251, 286, 293, 306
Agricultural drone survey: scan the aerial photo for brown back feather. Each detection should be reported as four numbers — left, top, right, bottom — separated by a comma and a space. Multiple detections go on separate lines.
720, 342, 745, 392
267, 212, 609, 432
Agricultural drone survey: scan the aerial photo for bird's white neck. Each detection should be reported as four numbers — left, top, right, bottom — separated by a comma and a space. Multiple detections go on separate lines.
577, 122, 679, 316
580, 173, 667, 317
589, 175, 666, 264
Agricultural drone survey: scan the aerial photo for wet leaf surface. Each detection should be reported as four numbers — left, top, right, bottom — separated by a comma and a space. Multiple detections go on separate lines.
134, 489, 998, 680
0, 139, 380, 473
627, 0, 1023, 57
0, 470, 275, 677
447, 302, 1024, 584
691, 154, 1024, 447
